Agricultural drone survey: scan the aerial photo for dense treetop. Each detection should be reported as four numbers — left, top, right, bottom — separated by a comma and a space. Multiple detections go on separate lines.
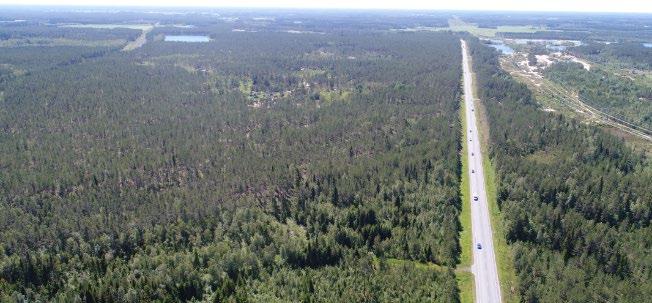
0, 16, 464, 302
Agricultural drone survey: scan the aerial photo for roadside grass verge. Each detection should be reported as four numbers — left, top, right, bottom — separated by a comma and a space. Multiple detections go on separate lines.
457, 93, 475, 303
384, 258, 444, 271
375, 257, 476, 302
456, 271, 475, 303
473, 95, 519, 303
458, 98, 473, 268
469, 46, 519, 302
480, 154, 519, 303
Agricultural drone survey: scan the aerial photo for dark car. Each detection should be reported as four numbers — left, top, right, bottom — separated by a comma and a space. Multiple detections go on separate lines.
473, 196, 478, 201
477, 243, 482, 249
472, 169, 475, 173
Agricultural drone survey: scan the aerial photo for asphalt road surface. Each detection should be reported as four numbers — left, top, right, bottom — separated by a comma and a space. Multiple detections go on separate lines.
461, 40, 503, 303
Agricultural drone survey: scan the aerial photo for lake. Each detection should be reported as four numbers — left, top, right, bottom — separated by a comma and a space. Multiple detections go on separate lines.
485, 40, 514, 55
511, 39, 582, 46
546, 45, 567, 51
164, 35, 211, 42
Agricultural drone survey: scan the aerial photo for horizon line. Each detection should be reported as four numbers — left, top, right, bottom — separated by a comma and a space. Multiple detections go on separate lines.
1, 4, 652, 14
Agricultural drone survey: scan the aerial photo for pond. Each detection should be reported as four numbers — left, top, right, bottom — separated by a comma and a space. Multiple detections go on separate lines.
546, 45, 567, 51
511, 39, 582, 46
164, 35, 211, 42
485, 40, 514, 55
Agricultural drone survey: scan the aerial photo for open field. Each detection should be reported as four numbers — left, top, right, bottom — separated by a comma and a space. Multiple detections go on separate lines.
122, 26, 153, 51
59, 23, 154, 51
448, 18, 544, 37
394, 18, 545, 38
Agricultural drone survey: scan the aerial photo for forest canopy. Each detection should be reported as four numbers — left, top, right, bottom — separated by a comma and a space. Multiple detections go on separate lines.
1, 8, 651, 303
0, 14, 464, 302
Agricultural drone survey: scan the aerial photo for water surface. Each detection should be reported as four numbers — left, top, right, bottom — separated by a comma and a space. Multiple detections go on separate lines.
485, 40, 514, 55
164, 35, 210, 42
546, 45, 567, 51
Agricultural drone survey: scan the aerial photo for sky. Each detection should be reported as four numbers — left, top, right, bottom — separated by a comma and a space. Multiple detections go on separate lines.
0, 0, 651, 13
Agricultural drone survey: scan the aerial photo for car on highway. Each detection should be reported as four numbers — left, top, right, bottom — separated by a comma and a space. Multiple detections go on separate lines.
477, 243, 482, 249
471, 169, 475, 173
473, 196, 478, 201
471, 152, 474, 156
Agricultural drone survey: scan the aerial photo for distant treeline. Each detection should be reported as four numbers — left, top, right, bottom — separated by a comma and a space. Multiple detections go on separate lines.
0, 24, 141, 41
570, 42, 652, 69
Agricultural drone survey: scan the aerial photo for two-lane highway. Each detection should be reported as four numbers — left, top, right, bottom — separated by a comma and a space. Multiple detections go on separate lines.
461, 40, 503, 303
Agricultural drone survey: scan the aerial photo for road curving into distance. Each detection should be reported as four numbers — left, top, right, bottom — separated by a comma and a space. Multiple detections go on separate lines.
461, 39, 503, 303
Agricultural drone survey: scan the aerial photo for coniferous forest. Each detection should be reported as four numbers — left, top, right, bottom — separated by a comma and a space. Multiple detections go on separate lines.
0, 12, 464, 302
1, 8, 651, 303
468, 37, 652, 302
